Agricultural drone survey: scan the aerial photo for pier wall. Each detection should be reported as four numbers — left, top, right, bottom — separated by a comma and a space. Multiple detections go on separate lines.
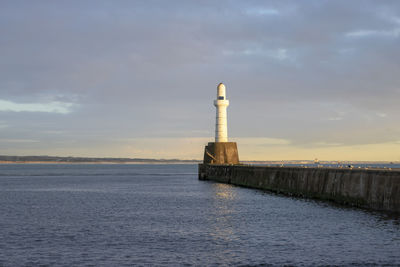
198, 164, 400, 213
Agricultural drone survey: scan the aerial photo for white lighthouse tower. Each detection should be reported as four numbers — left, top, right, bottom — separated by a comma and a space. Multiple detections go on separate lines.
214, 83, 229, 142
201, 82, 239, 165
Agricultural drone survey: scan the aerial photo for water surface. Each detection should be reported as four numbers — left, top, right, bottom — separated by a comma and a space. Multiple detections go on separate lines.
0, 164, 399, 266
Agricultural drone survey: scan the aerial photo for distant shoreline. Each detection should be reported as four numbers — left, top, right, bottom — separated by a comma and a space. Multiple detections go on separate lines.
0, 161, 199, 164
0, 155, 200, 164
0, 155, 398, 165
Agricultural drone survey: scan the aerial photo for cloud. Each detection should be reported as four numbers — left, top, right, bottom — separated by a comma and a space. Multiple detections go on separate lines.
232, 137, 291, 146
328, 117, 343, 121
310, 142, 344, 147
376, 112, 387, 118
0, 138, 39, 143
0, 1, 399, 160
223, 48, 290, 61
0, 99, 75, 114
346, 29, 400, 38
345, 15, 400, 38
243, 48, 289, 60
0, 121, 8, 129
245, 7, 279, 16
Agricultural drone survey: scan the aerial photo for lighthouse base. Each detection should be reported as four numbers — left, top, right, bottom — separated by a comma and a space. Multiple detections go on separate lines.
203, 142, 239, 164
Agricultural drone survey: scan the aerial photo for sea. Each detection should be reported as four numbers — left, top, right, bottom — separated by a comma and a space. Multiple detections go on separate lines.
0, 164, 399, 266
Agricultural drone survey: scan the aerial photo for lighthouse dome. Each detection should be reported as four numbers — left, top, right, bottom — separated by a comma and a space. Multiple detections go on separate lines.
217, 83, 226, 98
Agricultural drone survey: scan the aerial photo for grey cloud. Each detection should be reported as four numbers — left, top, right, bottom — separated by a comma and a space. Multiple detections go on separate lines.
0, 0, 399, 157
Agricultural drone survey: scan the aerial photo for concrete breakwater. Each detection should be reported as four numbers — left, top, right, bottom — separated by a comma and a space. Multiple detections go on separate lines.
198, 164, 400, 213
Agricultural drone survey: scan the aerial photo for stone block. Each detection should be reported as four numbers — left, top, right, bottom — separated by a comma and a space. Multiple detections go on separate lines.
203, 142, 239, 164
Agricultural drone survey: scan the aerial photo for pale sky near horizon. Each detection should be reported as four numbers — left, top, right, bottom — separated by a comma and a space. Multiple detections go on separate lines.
0, 0, 399, 161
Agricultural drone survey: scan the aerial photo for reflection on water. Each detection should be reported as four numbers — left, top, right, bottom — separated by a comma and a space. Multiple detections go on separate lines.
208, 183, 240, 263
213, 183, 237, 201
209, 183, 238, 240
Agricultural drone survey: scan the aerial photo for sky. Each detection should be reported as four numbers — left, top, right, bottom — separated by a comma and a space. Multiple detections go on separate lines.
0, 0, 399, 161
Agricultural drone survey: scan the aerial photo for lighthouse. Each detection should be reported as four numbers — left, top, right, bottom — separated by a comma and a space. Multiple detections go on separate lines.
202, 82, 239, 165
214, 83, 229, 142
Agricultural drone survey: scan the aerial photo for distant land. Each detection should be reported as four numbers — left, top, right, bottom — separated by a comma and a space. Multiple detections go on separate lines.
0, 155, 398, 165
0, 155, 200, 164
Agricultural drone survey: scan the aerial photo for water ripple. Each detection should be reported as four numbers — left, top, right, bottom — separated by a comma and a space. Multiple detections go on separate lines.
0, 164, 399, 266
